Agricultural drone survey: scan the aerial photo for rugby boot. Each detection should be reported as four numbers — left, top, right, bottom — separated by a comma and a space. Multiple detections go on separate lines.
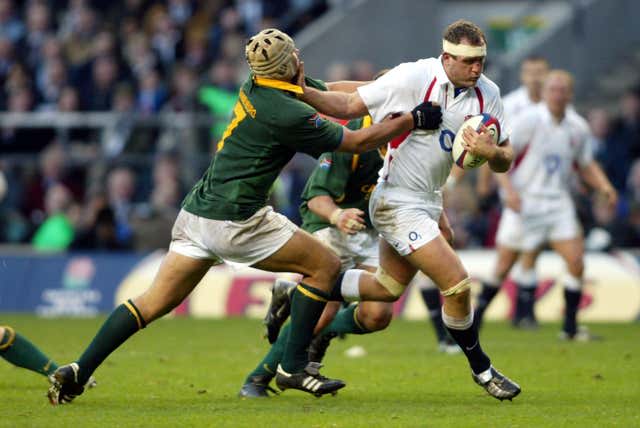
47, 363, 85, 405
558, 325, 603, 342
275, 362, 345, 397
308, 332, 339, 363
264, 279, 296, 344
472, 366, 521, 401
238, 375, 278, 398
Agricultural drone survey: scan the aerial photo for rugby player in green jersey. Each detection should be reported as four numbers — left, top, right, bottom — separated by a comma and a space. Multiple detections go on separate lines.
239, 115, 460, 397
47, 28, 444, 404
0, 325, 96, 387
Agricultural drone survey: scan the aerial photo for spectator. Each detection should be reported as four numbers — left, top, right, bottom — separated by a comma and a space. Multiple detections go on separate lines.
31, 183, 77, 251
0, 0, 24, 43
106, 166, 137, 247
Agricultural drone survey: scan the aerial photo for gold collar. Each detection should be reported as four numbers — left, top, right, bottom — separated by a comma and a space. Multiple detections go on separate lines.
253, 76, 303, 94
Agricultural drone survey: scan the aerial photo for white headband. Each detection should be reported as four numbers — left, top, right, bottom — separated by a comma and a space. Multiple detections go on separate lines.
442, 39, 486, 57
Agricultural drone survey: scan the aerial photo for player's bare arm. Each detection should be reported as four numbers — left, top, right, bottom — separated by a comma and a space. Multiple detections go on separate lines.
326, 81, 370, 93
296, 61, 369, 119
308, 195, 366, 234
338, 100, 438, 153
579, 161, 618, 207
461, 125, 513, 172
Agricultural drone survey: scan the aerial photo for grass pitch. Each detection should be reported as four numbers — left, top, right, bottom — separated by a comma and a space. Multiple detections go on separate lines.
2, 314, 639, 428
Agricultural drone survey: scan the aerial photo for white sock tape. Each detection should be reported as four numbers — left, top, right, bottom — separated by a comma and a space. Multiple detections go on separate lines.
341, 269, 362, 302
562, 274, 582, 291
441, 309, 474, 330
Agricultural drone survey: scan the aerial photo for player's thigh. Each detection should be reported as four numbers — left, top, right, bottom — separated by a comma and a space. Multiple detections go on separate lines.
405, 234, 468, 290
135, 251, 214, 322
253, 229, 340, 283
378, 239, 418, 286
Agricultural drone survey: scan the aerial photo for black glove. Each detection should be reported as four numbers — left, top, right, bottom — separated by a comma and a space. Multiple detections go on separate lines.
411, 102, 442, 130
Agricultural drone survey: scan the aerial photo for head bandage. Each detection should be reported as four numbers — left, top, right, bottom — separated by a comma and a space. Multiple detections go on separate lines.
442, 40, 486, 57
245, 28, 297, 81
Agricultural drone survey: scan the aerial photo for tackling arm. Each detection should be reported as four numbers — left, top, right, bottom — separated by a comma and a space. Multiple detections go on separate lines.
326, 81, 370, 93
338, 113, 414, 153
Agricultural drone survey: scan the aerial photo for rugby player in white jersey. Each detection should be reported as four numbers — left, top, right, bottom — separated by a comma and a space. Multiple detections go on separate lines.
486, 70, 616, 340
298, 20, 521, 400
475, 56, 551, 329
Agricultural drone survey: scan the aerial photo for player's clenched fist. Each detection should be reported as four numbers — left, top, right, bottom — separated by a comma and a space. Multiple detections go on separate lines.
411, 102, 442, 130
330, 208, 366, 235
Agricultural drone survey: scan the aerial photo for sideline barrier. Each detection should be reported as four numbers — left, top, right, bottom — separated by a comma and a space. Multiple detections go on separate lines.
1, 250, 639, 321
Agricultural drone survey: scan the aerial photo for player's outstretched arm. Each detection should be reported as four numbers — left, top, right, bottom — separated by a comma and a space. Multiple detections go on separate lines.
297, 61, 369, 119
579, 161, 618, 207
326, 81, 370, 93
338, 113, 413, 153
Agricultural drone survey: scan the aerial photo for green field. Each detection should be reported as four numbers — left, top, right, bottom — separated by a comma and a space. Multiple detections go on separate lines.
2, 314, 639, 428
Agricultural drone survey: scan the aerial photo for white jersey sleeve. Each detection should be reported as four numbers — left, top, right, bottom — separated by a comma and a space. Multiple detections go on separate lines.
570, 111, 594, 167
509, 107, 539, 155
357, 61, 426, 123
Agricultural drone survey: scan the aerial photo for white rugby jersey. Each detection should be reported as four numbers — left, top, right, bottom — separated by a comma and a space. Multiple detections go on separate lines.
503, 86, 539, 124
358, 57, 509, 192
509, 104, 592, 208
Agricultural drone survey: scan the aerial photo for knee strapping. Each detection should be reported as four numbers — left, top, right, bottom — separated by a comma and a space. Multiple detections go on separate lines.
375, 267, 407, 298
0, 325, 16, 351
441, 278, 472, 297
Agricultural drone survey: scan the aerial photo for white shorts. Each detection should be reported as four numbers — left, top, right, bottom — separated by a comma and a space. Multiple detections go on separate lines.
313, 227, 379, 271
169, 207, 298, 265
369, 183, 442, 256
496, 206, 581, 252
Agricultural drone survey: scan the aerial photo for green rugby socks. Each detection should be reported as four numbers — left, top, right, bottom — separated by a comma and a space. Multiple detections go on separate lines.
76, 300, 146, 384
0, 326, 59, 376
280, 283, 329, 372
320, 304, 369, 335
246, 324, 290, 381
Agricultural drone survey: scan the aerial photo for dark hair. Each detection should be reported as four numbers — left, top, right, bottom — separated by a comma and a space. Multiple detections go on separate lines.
443, 20, 486, 46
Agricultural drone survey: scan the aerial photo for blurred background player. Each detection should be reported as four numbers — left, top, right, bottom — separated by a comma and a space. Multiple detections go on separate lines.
477, 70, 616, 340
46, 28, 438, 404
297, 20, 521, 401
240, 111, 459, 397
475, 56, 551, 328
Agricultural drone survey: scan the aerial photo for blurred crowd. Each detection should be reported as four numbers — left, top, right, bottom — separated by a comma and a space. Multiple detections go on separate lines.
1, 0, 640, 252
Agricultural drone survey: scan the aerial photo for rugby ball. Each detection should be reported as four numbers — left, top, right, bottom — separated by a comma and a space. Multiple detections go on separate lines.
452, 113, 501, 169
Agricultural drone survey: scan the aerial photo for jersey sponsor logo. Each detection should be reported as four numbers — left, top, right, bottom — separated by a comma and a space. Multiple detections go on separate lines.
308, 113, 324, 128
439, 129, 455, 152
544, 154, 561, 175
408, 231, 421, 241
319, 158, 332, 169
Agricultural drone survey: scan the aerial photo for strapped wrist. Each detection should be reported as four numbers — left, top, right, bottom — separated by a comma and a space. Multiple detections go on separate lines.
329, 208, 344, 225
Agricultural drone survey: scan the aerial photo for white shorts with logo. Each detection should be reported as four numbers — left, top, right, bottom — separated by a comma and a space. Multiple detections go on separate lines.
496, 204, 581, 252
169, 206, 298, 265
313, 227, 379, 271
369, 182, 442, 256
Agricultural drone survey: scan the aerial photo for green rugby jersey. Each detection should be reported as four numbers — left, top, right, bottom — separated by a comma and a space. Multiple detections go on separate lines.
300, 116, 384, 234
182, 75, 344, 220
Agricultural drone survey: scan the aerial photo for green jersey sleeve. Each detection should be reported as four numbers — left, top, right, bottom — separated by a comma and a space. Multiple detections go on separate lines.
303, 152, 353, 200
276, 109, 344, 158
